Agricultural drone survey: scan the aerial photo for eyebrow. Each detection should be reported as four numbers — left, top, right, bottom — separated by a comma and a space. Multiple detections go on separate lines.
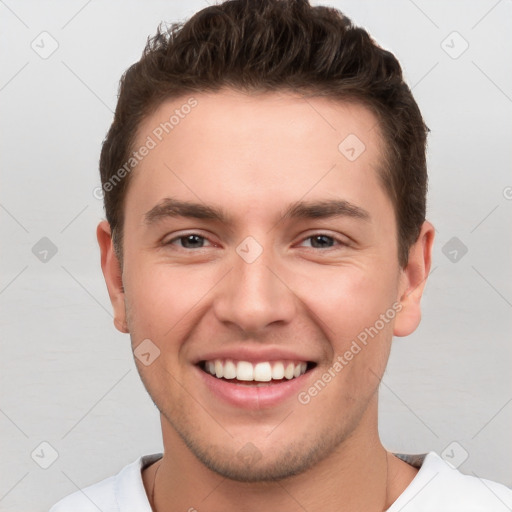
144, 197, 371, 226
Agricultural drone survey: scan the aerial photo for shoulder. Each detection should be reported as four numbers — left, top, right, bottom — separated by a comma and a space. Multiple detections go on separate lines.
48, 474, 118, 512
390, 451, 512, 511
48, 453, 163, 512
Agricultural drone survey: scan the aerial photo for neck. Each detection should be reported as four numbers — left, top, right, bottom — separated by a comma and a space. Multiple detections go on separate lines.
144, 409, 418, 512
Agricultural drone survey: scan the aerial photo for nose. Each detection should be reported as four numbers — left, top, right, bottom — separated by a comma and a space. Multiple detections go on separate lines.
212, 243, 297, 334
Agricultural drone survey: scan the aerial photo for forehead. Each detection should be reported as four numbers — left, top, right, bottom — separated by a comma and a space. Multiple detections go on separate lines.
135, 89, 384, 161
126, 89, 392, 227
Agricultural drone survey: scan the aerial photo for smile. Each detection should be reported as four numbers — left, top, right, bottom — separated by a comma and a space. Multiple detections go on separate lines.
201, 359, 312, 382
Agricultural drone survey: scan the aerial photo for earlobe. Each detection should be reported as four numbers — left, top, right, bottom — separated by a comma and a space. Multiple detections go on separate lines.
393, 221, 435, 337
97, 220, 129, 334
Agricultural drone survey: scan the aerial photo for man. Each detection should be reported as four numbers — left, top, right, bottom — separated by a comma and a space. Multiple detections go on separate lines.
50, 0, 512, 510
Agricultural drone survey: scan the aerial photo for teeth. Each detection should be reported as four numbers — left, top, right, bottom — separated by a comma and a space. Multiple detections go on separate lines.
236, 361, 254, 381
271, 362, 285, 380
223, 360, 237, 379
284, 363, 295, 380
204, 359, 308, 382
215, 360, 223, 378
253, 362, 272, 382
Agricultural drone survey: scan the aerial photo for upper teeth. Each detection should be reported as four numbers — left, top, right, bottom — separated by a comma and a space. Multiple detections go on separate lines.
205, 360, 307, 381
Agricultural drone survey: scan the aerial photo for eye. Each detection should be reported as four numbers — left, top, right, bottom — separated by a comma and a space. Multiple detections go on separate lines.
299, 234, 347, 249
165, 233, 213, 249
163, 232, 347, 251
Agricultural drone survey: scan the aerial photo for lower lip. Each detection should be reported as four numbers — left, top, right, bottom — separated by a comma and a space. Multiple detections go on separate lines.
196, 366, 312, 410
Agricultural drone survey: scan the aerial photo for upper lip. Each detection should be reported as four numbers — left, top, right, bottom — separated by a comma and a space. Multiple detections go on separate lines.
193, 346, 317, 365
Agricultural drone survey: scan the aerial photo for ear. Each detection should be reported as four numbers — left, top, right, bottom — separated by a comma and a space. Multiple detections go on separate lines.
97, 220, 129, 333
393, 221, 435, 337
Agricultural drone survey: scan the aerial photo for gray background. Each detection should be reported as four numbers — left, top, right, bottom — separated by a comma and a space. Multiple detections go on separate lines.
1, 0, 511, 510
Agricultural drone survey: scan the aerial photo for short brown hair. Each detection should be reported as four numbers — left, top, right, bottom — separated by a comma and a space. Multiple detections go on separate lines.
99, 0, 428, 268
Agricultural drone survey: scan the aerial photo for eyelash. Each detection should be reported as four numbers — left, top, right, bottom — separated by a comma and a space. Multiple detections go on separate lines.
164, 232, 348, 251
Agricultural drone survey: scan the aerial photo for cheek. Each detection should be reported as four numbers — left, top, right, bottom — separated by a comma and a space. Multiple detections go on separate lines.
124, 262, 217, 341
296, 264, 399, 342
297, 268, 397, 405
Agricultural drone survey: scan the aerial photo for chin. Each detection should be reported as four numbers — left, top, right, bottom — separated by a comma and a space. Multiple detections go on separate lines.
171, 416, 347, 482
191, 445, 320, 482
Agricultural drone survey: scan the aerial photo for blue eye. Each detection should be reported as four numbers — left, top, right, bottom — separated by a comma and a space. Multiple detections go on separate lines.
300, 234, 345, 249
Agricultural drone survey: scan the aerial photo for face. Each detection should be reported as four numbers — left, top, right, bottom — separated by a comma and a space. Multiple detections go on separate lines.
99, 89, 432, 481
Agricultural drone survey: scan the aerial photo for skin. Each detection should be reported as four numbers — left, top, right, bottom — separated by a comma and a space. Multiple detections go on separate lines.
98, 89, 434, 511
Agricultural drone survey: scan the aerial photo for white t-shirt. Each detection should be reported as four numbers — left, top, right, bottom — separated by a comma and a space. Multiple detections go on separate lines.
49, 451, 512, 511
